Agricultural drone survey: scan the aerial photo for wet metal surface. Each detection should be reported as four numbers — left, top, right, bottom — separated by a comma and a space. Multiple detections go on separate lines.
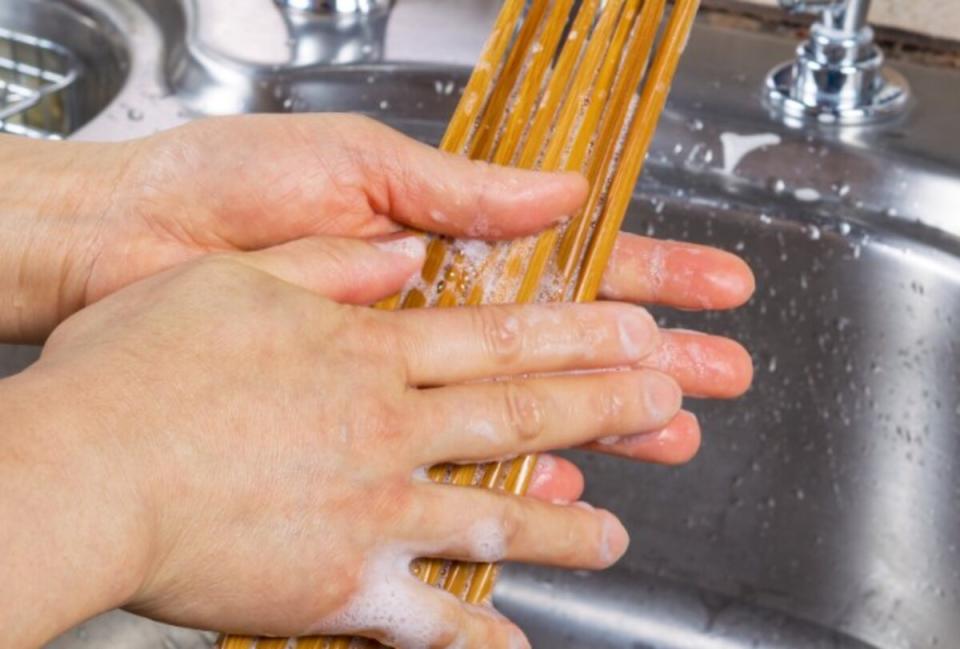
3, 1, 959, 648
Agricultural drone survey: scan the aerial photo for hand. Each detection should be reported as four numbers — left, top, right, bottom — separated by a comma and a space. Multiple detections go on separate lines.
115, 113, 755, 470
8, 241, 685, 648
0, 115, 585, 342
1, 112, 753, 461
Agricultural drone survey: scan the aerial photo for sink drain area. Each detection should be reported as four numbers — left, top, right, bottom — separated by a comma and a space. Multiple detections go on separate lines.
0, 26, 81, 139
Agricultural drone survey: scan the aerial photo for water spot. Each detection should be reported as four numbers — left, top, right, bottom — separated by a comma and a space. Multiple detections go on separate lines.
794, 187, 821, 202
832, 182, 851, 197
719, 132, 781, 175
127, 107, 143, 121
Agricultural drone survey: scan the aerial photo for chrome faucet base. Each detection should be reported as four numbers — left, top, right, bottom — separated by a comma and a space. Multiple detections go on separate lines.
765, 0, 910, 125
765, 54, 910, 125
274, 0, 392, 15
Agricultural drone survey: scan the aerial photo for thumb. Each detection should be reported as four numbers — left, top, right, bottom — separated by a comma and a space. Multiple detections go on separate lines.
238, 234, 425, 304
344, 116, 590, 239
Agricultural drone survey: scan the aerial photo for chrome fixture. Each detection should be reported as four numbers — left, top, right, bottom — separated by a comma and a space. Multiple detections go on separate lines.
274, 0, 394, 65
274, 0, 393, 16
765, 0, 910, 124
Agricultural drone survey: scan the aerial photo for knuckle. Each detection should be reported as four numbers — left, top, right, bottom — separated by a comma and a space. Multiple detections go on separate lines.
497, 497, 525, 547
502, 383, 544, 442
430, 618, 461, 649
594, 377, 628, 424
475, 307, 524, 365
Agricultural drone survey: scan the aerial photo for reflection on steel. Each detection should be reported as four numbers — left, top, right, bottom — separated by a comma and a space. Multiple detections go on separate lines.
4, 1, 958, 648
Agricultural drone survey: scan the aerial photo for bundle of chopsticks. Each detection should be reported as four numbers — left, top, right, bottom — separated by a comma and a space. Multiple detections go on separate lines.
221, 0, 700, 646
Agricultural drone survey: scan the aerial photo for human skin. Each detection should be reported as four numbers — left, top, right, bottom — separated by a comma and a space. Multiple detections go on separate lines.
0, 114, 754, 465
0, 115, 755, 648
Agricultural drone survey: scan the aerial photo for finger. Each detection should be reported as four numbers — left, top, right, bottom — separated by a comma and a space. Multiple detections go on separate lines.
237, 234, 425, 304
316, 572, 529, 649
341, 115, 589, 239
386, 301, 658, 386
414, 369, 681, 465
526, 454, 585, 505
600, 234, 755, 310
406, 483, 629, 570
644, 330, 754, 398
584, 410, 702, 465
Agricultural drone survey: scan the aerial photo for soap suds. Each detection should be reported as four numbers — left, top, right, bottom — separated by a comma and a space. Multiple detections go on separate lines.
617, 315, 646, 359
466, 419, 499, 443
467, 518, 508, 563
309, 550, 448, 648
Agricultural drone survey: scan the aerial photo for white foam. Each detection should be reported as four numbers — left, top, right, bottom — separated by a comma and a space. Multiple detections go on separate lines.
309, 550, 449, 648
467, 518, 508, 563
719, 132, 781, 175
617, 315, 646, 360
466, 419, 500, 443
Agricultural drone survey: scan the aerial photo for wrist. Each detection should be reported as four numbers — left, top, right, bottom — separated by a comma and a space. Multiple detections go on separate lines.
0, 135, 139, 343
0, 365, 151, 646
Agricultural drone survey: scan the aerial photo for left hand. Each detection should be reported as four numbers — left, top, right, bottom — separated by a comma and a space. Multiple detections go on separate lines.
2, 113, 754, 471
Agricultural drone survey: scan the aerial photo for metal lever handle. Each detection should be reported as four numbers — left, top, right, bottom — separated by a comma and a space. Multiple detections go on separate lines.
780, 0, 871, 36
779, 0, 842, 13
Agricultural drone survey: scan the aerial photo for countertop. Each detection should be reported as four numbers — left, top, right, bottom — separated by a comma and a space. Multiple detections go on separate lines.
735, 0, 960, 42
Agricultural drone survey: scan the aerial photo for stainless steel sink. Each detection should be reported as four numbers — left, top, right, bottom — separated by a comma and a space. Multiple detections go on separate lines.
4, 1, 960, 648
0, 1, 128, 138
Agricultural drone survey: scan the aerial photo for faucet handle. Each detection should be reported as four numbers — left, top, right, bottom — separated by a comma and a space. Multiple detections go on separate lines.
779, 0, 841, 12
275, 0, 393, 15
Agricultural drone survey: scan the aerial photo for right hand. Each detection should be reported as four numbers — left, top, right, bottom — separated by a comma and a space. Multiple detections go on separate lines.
30, 236, 682, 648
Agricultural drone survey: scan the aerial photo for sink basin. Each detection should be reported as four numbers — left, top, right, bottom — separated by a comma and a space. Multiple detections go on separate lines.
0, 1, 128, 138
2, 1, 959, 648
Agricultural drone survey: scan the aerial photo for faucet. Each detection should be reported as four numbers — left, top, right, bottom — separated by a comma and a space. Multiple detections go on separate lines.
273, 0, 394, 65
765, 0, 910, 125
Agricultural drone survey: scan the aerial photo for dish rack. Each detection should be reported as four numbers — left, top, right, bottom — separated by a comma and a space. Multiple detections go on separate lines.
0, 26, 81, 139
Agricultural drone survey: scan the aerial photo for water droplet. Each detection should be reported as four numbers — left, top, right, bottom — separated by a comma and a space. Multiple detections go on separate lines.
379, 99, 390, 110
688, 117, 704, 131
806, 224, 822, 240
838, 221, 852, 236
127, 107, 143, 121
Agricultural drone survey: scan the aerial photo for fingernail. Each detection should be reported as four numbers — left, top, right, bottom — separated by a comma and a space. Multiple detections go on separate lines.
373, 235, 426, 260
530, 455, 557, 493
599, 510, 630, 566
618, 307, 657, 360
644, 372, 682, 423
